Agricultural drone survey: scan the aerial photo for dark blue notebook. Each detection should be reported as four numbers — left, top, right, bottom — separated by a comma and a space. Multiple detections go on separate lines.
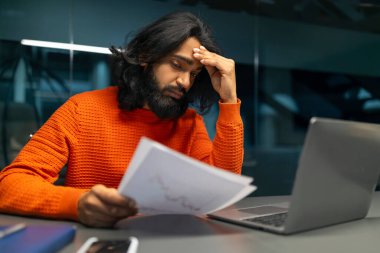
0, 224, 76, 253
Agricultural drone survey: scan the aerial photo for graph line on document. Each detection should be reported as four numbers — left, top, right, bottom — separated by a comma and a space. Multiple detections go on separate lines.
149, 174, 202, 212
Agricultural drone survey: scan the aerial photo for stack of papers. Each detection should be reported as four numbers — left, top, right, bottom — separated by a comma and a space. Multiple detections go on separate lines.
118, 137, 256, 215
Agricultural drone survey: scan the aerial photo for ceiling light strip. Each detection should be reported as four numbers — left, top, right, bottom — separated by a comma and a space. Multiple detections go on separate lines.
20, 39, 111, 54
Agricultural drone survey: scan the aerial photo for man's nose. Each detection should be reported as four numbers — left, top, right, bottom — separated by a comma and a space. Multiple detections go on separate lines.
176, 72, 191, 91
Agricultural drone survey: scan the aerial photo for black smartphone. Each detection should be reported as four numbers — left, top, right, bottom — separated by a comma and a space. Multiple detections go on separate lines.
76, 237, 139, 253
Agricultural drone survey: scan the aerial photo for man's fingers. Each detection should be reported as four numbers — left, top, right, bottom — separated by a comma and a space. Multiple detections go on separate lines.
91, 184, 127, 204
108, 204, 138, 218
79, 194, 136, 227
193, 46, 232, 73
80, 189, 113, 216
91, 184, 137, 209
193, 51, 219, 77
77, 185, 139, 228
89, 185, 138, 217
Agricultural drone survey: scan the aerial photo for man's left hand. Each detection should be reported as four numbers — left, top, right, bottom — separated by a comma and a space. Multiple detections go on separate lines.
193, 46, 237, 103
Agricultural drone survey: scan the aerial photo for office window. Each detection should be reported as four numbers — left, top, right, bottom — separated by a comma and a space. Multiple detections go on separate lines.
245, 0, 380, 195
1, 0, 380, 194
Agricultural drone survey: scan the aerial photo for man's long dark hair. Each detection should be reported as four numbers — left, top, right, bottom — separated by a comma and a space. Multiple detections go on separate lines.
110, 11, 221, 114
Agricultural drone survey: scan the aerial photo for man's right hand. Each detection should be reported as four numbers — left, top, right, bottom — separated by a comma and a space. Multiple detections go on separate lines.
77, 184, 138, 227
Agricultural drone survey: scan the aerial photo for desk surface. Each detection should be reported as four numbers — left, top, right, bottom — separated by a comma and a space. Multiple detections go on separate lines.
1, 192, 380, 253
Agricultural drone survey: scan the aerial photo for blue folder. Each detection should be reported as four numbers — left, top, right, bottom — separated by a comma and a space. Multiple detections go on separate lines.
0, 224, 76, 253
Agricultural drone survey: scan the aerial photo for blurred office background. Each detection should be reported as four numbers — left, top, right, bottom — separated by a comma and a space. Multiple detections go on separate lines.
1, 0, 380, 195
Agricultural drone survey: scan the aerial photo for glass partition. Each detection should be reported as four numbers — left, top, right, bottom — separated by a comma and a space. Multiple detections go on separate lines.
1, 0, 379, 194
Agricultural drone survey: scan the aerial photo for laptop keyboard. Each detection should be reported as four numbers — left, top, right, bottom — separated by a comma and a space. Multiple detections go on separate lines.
244, 212, 288, 227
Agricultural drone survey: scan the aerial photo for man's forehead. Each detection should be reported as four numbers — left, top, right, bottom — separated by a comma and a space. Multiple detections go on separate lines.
172, 54, 203, 70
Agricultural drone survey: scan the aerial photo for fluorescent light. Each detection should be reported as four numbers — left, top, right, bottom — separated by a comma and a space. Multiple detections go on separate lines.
21, 39, 111, 54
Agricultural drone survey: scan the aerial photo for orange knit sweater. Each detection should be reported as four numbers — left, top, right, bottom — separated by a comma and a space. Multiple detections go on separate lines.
0, 86, 243, 221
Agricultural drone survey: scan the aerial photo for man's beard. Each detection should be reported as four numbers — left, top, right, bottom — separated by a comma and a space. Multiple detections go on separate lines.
139, 67, 189, 119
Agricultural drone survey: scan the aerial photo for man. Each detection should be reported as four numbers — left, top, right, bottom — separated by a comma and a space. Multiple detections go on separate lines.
0, 11, 243, 227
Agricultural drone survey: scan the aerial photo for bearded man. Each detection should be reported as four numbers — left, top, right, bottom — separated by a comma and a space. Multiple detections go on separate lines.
0, 11, 243, 228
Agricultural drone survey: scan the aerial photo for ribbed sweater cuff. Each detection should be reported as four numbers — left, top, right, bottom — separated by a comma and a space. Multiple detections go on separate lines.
58, 187, 88, 221
218, 99, 241, 123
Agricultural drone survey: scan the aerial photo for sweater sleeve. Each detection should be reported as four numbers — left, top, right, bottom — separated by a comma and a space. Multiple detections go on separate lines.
0, 98, 87, 221
189, 99, 244, 174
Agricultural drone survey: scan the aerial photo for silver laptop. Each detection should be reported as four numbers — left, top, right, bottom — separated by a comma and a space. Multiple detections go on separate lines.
208, 117, 380, 234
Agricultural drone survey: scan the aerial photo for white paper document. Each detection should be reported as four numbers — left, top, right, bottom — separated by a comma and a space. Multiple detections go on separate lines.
118, 137, 256, 215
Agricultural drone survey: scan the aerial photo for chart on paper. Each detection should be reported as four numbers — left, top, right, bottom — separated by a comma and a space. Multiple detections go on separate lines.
118, 137, 256, 215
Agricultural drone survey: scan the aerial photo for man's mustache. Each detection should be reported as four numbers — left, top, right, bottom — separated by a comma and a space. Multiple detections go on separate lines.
162, 85, 187, 98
